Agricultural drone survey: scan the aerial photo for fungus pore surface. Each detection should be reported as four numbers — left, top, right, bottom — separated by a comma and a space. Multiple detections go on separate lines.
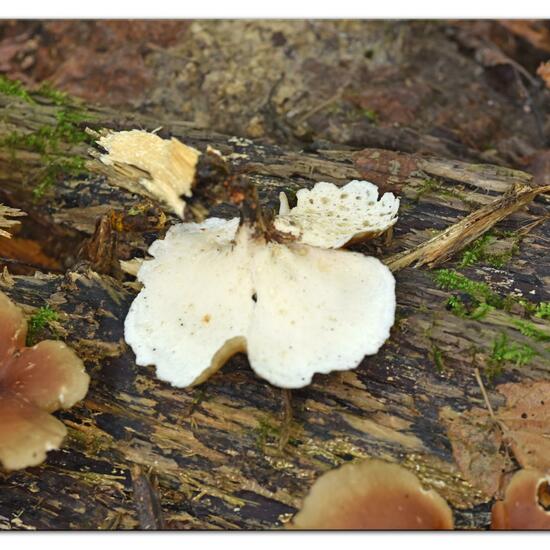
0, 291, 89, 470
124, 216, 396, 388
98, 129, 200, 218
289, 459, 454, 529
274, 180, 399, 248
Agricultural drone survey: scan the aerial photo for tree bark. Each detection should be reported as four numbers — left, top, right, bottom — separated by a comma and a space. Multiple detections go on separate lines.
0, 90, 548, 530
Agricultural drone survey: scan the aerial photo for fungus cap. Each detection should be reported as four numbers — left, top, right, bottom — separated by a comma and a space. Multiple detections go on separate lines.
125, 217, 253, 387
289, 459, 454, 530
98, 129, 200, 218
491, 469, 550, 530
124, 217, 396, 388
0, 292, 89, 470
274, 180, 399, 248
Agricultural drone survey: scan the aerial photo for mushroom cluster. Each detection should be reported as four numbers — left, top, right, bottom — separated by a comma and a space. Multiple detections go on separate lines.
0, 291, 89, 470
125, 180, 399, 389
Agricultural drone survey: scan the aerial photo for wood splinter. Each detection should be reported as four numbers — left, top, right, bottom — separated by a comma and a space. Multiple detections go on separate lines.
385, 184, 550, 272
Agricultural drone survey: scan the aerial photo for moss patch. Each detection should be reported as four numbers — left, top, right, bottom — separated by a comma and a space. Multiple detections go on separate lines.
534, 302, 550, 320
486, 333, 538, 380
458, 231, 518, 269
26, 306, 59, 345
435, 269, 502, 307
1, 80, 92, 199
0, 75, 35, 104
513, 320, 550, 343
413, 177, 472, 206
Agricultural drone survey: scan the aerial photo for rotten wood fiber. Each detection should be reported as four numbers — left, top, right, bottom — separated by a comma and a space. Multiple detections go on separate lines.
0, 92, 549, 530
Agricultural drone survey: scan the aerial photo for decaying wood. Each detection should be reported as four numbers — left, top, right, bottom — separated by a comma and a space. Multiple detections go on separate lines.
130, 465, 165, 530
0, 204, 26, 238
0, 90, 549, 531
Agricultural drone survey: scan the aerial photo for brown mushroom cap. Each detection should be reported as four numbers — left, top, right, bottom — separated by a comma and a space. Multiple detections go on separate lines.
491, 469, 550, 530
289, 459, 454, 530
0, 291, 90, 470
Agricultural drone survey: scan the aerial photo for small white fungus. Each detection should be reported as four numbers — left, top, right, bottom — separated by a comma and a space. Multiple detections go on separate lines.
274, 180, 399, 248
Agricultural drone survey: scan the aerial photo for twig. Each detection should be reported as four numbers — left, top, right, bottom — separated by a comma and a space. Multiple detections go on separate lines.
278, 389, 293, 452
474, 367, 495, 419
130, 464, 165, 530
474, 367, 510, 434
385, 184, 550, 272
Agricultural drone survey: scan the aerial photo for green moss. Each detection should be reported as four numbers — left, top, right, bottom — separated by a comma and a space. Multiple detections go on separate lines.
3, 109, 89, 155
431, 345, 446, 373
414, 178, 440, 202
26, 306, 59, 345
446, 295, 467, 316
445, 294, 493, 320
32, 156, 87, 199
486, 333, 537, 379
1, 76, 79, 107
458, 232, 517, 269
413, 177, 472, 205
459, 234, 494, 268
0, 75, 35, 104
513, 320, 550, 343
534, 302, 550, 320
1, 78, 92, 199
37, 82, 70, 106
436, 269, 550, 328
254, 418, 281, 449
361, 108, 378, 123
254, 417, 299, 450
435, 269, 502, 307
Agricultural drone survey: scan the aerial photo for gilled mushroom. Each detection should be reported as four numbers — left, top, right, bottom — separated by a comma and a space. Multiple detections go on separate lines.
125, 208, 396, 388
491, 469, 550, 530
0, 291, 89, 470
97, 129, 200, 218
274, 180, 399, 248
289, 459, 454, 530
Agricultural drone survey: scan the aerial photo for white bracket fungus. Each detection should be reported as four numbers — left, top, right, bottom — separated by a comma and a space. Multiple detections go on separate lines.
97, 130, 200, 218
274, 180, 399, 248
125, 179, 397, 388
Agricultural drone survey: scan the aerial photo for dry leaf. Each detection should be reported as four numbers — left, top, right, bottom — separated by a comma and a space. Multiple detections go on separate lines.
497, 381, 550, 473
440, 406, 508, 497
440, 380, 550, 498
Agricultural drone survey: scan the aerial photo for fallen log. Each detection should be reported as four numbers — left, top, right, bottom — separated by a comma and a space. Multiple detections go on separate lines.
0, 87, 548, 530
